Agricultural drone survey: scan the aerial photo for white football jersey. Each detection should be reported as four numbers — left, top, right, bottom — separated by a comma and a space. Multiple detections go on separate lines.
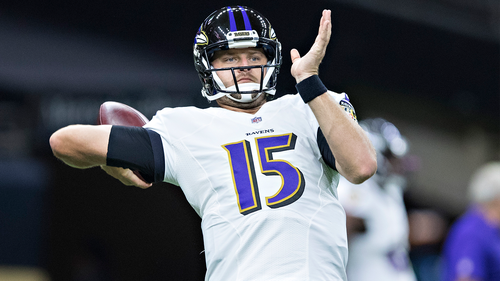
144, 93, 349, 281
338, 175, 417, 281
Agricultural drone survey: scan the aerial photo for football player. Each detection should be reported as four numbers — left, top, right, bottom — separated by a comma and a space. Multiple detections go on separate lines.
338, 118, 417, 281
442, 162, 500, 281
50, 6, 376, 280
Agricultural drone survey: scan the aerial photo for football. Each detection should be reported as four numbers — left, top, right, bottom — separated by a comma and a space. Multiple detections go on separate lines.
97, 101, 150, 182
97, 101, 149, 126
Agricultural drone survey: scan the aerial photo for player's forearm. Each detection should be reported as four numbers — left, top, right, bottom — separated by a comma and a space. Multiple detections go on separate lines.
309, 93, 377, 183
50, 124, 111, 169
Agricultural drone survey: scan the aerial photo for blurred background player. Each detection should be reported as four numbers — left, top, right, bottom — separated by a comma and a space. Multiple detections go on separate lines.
338, 118, 417, 281
441, 162, 500, 281
407, 208, 448, 281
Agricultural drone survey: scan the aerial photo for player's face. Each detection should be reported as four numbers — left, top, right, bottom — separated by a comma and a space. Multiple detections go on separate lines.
211, 48, 268, 88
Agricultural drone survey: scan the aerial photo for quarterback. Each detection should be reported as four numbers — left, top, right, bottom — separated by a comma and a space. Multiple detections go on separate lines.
50, 6, 376, 280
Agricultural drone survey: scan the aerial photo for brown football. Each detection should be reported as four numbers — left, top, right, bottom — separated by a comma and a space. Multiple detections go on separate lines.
97, 101, 150, 182
97, 101, 149, 126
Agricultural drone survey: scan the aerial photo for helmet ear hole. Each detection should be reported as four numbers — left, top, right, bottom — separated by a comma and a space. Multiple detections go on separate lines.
193, 6, 282, 102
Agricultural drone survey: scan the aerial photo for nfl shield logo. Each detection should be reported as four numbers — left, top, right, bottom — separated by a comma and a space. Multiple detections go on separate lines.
251, 117, 262, 124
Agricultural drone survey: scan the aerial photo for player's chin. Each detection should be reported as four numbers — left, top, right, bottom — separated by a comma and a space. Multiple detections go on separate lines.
234, 93, 264, 104
218, 93, 265, 109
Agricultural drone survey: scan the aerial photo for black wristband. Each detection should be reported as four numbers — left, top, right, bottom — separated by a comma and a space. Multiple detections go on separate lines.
295, 75, 328, 103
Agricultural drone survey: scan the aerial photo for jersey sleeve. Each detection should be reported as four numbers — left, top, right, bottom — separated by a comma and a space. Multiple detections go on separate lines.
328, 91, 357, 122
143, 108, 179, 185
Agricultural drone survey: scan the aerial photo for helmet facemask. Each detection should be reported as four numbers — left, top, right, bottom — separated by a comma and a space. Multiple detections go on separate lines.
210, 64, 267, 103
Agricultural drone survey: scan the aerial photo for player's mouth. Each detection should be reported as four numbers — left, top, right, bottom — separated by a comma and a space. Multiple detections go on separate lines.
237, 77, 255, 83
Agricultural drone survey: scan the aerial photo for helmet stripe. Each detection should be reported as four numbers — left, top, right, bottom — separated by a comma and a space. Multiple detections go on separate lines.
239, 6, 252, 30
227, 6, 237, 31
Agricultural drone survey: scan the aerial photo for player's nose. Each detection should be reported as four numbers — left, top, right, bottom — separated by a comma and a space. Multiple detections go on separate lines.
237, 57, 251, 71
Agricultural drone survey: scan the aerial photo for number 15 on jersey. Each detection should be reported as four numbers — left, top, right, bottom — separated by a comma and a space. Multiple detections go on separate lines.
222, 133, 305, 215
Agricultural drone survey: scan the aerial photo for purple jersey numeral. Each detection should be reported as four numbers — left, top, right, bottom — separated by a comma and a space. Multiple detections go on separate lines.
256, 134, 305, 208
222, 134, 305, 215
222, 140, 261, 215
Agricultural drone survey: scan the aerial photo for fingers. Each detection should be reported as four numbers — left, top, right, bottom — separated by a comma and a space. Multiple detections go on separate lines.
101, 166, 152, 189
322, 9, 331, 26
290, 9, 332, 83
320, 9, 331, 31
291, 9, 331, 62
290, 48, 301, 63
120, 169, 152, 189
315, 9, 332, 52
129, 170, 153, 189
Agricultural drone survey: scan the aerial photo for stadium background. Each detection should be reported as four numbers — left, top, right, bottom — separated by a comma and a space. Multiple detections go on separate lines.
0, 0, 498, 280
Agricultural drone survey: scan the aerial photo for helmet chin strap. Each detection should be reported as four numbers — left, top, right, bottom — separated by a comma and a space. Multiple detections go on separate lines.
226, 83, 263, 103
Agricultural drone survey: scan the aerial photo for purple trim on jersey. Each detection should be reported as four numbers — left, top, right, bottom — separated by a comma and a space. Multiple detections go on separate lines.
442, 206, 500, 281
227, 6, 237, 32
239, 6, 252, 30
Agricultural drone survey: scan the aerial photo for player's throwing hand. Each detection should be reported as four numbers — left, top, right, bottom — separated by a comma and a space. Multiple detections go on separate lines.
100, 165, 152, 189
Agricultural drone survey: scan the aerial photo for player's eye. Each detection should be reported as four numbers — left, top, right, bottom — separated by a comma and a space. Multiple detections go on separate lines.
222, 56, 239, 64
249, 53, 266, 64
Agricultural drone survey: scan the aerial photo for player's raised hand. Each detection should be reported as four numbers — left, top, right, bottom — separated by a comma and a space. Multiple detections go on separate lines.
100, 165, 152, 189
290, 9, 332, 83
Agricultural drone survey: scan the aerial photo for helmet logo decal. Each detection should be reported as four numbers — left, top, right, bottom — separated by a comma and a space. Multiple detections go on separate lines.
270, 27, 276, 40
195, 30, 209, 46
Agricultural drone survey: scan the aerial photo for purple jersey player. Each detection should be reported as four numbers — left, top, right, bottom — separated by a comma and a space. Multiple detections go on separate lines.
442, 162, 500, 281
